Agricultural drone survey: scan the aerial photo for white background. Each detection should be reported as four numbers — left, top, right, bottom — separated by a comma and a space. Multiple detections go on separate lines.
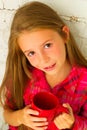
0, 0, 87, 129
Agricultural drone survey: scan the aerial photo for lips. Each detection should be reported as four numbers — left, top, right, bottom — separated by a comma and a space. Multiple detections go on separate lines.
44, 63, 56, 71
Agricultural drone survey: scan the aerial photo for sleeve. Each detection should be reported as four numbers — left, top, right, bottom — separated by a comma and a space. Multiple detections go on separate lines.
72, 99, 87, 130
72, 67, 87, 130
72, 114, 87, 130
5, 86, 16, 109
5, 88, 11, 107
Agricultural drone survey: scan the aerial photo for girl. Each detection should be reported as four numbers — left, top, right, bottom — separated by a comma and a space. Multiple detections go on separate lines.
0, 1, 87, 130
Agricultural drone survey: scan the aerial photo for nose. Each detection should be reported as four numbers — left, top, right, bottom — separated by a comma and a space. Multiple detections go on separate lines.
38, 52, 49, 64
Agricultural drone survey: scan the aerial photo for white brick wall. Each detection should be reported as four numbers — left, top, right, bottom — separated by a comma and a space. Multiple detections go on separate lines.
0, 0, 87, 129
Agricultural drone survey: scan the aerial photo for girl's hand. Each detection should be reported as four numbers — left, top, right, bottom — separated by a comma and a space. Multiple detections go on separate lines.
54, 103, 75, 129
17, 105, 48, 130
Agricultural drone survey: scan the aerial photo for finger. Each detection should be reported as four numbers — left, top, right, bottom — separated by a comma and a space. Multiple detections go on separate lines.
54, 114, 67, 129
33, 125, 48, 130
30, 119, 48, 130
30, 116, 47, 122
61, 111, 75, 128
33, 121, 48, 127
62, 104, 75, 123
26, 108, 39, 115
63, 103, 73, 115
29, 122, 48, 130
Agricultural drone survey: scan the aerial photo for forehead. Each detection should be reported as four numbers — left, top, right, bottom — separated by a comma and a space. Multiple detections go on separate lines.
19, 28, 58, 40
18, 29, 60, 50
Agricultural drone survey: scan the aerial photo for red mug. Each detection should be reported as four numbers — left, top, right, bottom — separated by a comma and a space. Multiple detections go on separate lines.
31, 91, 68, 124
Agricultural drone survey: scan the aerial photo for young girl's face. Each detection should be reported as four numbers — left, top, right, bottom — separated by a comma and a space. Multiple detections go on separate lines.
18, 29, 68, 76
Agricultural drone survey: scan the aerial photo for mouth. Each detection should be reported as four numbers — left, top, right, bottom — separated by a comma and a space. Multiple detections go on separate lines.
44, 63, 56, 71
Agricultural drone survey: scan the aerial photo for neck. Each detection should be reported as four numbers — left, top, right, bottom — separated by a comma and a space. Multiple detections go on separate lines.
46, 61, 72, 88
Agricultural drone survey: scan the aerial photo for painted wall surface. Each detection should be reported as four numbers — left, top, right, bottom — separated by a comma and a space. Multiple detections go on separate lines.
0, 0, 87, 129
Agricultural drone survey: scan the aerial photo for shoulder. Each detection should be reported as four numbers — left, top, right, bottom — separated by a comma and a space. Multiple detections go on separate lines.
69, 66, 87, 87
77, 66, 87, 79
72, 65, 87, 76
75, 66, 87, 88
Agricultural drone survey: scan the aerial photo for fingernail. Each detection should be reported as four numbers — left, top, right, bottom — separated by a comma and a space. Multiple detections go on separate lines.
37, 112, 39, 115
44, 126, 48, 130
44, 118, 47, 121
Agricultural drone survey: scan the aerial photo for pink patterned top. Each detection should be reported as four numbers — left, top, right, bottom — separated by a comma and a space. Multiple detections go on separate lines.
9, 66, 87, 130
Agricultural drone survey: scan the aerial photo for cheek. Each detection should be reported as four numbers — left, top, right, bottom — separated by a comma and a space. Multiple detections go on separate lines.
53, 45, 66, 59
51, 48, 60, 58
27, 58, 38, 67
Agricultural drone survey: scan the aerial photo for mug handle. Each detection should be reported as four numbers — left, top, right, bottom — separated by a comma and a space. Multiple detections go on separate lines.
56, 104, 68, 115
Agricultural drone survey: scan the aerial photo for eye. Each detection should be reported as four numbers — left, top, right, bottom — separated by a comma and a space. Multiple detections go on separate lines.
44, 43, 52, 48
27, 51, 35, 57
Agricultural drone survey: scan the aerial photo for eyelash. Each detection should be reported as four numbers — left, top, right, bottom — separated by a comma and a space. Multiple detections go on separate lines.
27, 51, 35, 57
44, 43, 52, 48
27, 43, 52, 57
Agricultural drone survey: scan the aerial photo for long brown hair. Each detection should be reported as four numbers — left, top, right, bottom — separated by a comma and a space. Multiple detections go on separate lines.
0, 1, 87, 130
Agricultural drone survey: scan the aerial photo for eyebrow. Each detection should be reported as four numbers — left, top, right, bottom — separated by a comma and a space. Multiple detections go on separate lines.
24, 50, 30, 54
41, 39, 52, 46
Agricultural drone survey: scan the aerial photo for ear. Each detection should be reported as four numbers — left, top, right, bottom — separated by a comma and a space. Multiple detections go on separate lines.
62, 26, 69, 41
